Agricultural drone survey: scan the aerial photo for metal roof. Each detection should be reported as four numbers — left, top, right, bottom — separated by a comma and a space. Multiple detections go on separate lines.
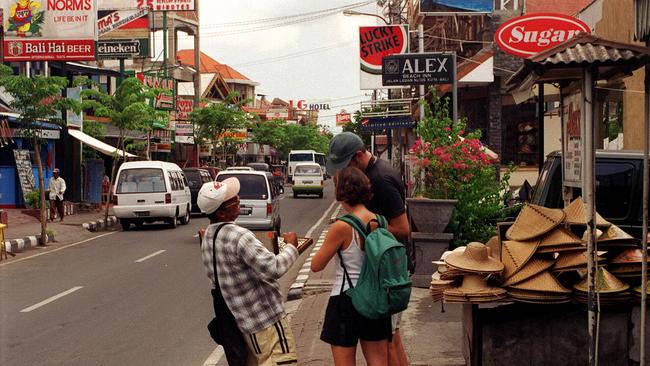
506, 34, 650, 92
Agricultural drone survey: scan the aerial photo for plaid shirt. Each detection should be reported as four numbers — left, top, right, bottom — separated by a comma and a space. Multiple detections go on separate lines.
201, 222, 298, 334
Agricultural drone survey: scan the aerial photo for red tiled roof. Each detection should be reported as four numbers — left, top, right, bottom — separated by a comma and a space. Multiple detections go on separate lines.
176, 49, 252, 81
525, 0, 593, 16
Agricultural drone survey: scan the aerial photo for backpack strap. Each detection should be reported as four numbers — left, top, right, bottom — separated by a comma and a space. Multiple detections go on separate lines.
337, 213, 368, 239
337, 250, 354, 293
211, 223, 232, 288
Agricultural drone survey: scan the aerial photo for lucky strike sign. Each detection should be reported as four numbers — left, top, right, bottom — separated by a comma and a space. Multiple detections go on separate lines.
2, 0, 97, 61
495, 13, 591, 58
359, 25, 408, 74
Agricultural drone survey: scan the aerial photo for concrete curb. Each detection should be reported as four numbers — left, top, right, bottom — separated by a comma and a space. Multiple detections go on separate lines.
82, 216, 118, 232
4, 233, 55, 254
328, 204, 342, 223
288, 229, 328, 300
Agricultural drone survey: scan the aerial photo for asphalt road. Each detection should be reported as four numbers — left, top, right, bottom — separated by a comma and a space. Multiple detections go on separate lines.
0, 180, 337, 366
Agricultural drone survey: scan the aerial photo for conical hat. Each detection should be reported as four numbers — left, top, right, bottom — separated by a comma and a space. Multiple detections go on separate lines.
536, 243, 586, 254
574, 267, 630, 293
501, 240, 540, 278
445, 242, 504, 273
610, 249, 650, 264
563, 197, 611, 227
506, 204, 565, 241
508, 288, 571, 300
509, 271, 572, 294
485, 235, 500, 260
503, 257, 555, 286
553, 251, 606, 271
598, 225, 637, 244
539, 227, 583, 247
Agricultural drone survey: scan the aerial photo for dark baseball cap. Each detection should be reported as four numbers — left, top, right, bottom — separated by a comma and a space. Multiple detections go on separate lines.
326, 132, 365, 175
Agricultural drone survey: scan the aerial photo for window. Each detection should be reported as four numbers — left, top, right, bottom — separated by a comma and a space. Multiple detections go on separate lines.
570, 162, 635, 219
184, 170, 203, 189
117, 169, 166, 193
289, 153, 313, 162
168, 171, 178, 191
295, 165, 322, 175
217, 174, 268, 200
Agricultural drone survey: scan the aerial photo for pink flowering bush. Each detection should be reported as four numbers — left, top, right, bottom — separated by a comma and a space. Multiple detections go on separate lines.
411, 94, 513, 247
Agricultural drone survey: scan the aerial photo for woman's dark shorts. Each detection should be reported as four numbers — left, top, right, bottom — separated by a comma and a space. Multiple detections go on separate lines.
320, 294, 392, 347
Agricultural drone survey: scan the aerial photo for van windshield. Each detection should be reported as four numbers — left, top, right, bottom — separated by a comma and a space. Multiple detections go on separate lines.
117, 168, 166, 193
216, 174, 268, 200
289, 153, 313, 162
295, 165, 321, 175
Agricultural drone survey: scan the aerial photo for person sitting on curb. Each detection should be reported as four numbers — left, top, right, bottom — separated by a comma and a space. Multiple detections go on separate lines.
198, 178, 300, 366
312, 167, 392, 366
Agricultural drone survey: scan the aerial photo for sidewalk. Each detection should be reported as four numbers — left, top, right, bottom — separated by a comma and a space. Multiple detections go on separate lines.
290, 262, 466, 365
1, 208, 117, 256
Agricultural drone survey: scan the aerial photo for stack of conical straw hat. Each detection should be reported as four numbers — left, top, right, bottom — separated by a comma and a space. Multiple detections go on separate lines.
552, 251, 607, 272
608, 249, 650, 278
563, 197, 611, 228
442, 243, 506, 304
573, 267, 630, 305
632, 282, 650, 302
507, 271, 572, 304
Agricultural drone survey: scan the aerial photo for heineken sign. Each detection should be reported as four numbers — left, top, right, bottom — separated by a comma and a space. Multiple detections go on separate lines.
382, 53, 454, 86
97, 39, 149, 59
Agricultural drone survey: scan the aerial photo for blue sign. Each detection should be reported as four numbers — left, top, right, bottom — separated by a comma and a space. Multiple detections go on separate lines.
360, 116, 415, 131
420, 0, 493, 13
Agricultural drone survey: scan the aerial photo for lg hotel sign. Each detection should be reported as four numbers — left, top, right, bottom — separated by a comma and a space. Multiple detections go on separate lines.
1, 0, 97, 61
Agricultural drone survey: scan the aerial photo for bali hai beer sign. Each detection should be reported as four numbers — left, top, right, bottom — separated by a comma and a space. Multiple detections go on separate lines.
495, 13, 591, 58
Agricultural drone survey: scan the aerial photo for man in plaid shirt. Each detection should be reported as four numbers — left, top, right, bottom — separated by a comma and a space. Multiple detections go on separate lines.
198, 178, 299, 366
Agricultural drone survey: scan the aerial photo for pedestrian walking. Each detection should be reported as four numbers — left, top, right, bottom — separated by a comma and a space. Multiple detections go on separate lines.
198, 178, 299, 366
48, 168, 66, 222
312, 167, 392, 366
326, 132, 410, 366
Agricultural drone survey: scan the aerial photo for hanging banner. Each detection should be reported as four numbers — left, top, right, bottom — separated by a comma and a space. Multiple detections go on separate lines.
359, 25, 409, 90
175, 97, 193, 120
360, 116, 414, 131
136, 72, 176, 110
2, 0, 97, 61
174, 122, 193, 144
562, 91, 583, 187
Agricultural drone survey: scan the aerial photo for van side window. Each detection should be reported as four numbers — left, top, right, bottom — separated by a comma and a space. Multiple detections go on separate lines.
168, 172, 177, 191
179, 172, 189, 189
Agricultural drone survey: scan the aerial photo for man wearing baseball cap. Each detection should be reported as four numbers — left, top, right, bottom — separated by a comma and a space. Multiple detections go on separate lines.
48, 168, 66, 222
198, 177, 299, 366
327, 132, 410, 366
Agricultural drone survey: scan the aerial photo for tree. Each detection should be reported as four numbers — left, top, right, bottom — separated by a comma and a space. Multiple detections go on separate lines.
249, 119, 331, 160
75, 76, 161, 221
82, 120, 106, 159
0, 66, 82, 245
189, 93, 248, 167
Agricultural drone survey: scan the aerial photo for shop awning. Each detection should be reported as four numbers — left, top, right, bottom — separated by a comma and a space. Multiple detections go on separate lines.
68, 128, 136, 158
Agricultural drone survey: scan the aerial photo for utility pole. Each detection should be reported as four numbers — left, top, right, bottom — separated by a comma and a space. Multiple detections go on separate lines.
388, 0, 402, 173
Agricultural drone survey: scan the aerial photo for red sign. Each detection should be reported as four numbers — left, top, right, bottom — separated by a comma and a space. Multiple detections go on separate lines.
336, 113, 351, 126
359, 25, 408, 74
4, 40, 95, 61
495, 13, 591, 58
176, 98, 193, 121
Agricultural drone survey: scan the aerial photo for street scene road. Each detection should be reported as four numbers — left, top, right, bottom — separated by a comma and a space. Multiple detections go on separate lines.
0, 183, 337, 366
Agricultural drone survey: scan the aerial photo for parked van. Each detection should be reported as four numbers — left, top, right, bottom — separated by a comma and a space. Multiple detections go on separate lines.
292, 163, 324, 198
288, 149, 316, 183
113, 161, 192, 230
216, 170, 281, 231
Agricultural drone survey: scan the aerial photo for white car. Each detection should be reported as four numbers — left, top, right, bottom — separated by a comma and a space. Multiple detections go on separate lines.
292, 163, 324, 198
112, 161, 192, 230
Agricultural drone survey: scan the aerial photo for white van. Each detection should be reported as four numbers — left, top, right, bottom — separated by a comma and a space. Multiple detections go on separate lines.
288, 150, 315, 184
292, 163, 324, 198
113, 161, 192, 230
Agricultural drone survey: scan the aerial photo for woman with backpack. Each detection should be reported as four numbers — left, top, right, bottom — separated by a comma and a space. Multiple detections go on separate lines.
311, 166, 392, 366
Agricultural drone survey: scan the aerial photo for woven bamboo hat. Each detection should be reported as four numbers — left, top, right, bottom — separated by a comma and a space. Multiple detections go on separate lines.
539, 227, 583, 247
574, 267, 630, 293
598, 225, 637, 245
506, 204, 566, 241
503, 257, 555, 286
553, 251, 606, 271
508, 288, 571, 302
445, 243, 504, 273
563, 197, 611, 227
501, 239, 540, 278
486, 235, 501, 260
509, 270, 572, 294
611, 249, 650, 264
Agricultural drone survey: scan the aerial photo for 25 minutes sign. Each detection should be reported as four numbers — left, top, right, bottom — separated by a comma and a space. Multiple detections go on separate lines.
495, 13, 591, 58
382, 53, 454, 86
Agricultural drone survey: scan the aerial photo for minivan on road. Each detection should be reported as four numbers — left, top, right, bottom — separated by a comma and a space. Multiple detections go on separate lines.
292, 162, 324, 198
216, 170, 281, 231
113, 161, 192, 230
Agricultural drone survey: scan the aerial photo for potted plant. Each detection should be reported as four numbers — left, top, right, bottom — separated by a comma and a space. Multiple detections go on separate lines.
409, 93, 513, 248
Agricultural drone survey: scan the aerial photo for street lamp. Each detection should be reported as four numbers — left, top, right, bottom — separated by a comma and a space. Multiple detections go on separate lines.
342, 9, 390, 25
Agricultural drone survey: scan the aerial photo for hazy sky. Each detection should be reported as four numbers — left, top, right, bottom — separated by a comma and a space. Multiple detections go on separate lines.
173, 0, 385, 132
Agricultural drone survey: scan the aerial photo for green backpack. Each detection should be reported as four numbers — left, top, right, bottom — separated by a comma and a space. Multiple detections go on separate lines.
338, 213, 412, 319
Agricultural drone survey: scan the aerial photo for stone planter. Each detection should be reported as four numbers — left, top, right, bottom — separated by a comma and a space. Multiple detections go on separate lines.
406, 198, 458, 288
406, 197, 457, 233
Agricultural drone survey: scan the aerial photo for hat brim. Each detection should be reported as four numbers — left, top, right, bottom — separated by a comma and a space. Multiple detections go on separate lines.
326, 154, 354, 176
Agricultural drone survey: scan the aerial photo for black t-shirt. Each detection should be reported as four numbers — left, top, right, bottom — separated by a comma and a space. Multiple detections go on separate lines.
365, 157, 406, 220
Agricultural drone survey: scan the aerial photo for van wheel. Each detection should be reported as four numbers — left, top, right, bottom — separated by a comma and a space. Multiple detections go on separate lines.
318, 192, 323, 198
180, 206, 191, 225
134, 220, 144, 228
293, 192, 298, 199
168, 213, 178, 229
120, 219, 131, 231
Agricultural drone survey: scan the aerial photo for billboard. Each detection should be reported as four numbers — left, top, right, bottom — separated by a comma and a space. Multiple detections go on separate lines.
359, 25, 409, 90
562, 91, 583, 187
96, 39, 149, 59
175, 97, 193, 120
420, 0, 493, 13
151, 0, 194, 11
336, 113, 351, 126
174, 122, 193, 144
2, 0, 97, 61
98, 7, 149, 39
382, 53, 454, 86
98, 0, 149, 10
136, 72, 176, 110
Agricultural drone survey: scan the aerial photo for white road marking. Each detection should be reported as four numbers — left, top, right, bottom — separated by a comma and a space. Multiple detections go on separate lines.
304, 200, 337, 238
192, 234, 199, 238
202, 346, 225, 366
0, 232, 117, 267
135, 250, 166, 263
20, 286, 83, 313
